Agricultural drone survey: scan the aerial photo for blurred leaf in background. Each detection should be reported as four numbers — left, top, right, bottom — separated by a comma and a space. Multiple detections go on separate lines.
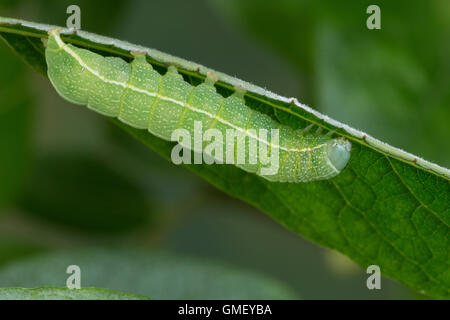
0, 248, 299, 299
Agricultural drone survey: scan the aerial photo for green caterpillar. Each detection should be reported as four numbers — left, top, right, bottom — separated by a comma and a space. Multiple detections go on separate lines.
45, 29, 351, 182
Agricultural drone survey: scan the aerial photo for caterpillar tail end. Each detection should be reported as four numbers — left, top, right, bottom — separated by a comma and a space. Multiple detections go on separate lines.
327, 137, 352, 173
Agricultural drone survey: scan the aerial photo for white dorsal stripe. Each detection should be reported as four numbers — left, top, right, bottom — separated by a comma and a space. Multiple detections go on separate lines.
53, 33, 325, 154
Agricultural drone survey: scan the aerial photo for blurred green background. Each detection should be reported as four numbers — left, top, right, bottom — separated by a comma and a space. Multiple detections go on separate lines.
0, 0, 448, 299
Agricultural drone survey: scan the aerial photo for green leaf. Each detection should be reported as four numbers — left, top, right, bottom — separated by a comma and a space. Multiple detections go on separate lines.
0, 287, 150, 300
0, 17, 448, 298
0, 248, 299, 299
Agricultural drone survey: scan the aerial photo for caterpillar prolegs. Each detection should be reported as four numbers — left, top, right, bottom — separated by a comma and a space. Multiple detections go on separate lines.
45, 30, 351, 183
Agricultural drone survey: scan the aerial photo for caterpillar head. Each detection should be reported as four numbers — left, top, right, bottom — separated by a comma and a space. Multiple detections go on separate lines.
327, 137, 352, 172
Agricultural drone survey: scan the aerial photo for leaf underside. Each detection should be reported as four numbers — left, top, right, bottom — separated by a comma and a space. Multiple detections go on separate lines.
0, 249, 299, 299
0, 17, 448, 298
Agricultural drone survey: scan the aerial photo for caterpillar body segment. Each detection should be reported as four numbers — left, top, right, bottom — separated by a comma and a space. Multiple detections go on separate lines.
45, 30, 351, 182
